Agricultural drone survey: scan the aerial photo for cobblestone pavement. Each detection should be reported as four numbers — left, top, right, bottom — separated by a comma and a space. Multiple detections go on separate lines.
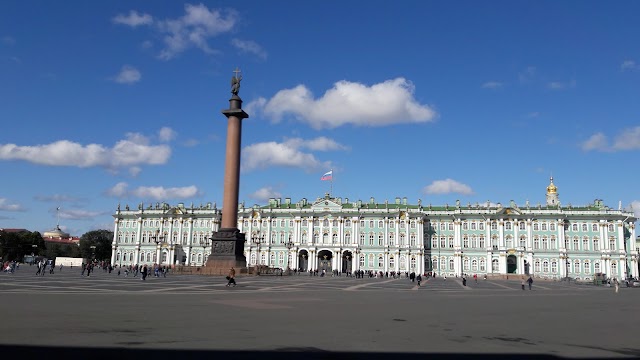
1, 268, 638, 359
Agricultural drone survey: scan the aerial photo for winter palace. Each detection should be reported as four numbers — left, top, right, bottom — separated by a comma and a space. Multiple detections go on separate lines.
110, 177, 638, 281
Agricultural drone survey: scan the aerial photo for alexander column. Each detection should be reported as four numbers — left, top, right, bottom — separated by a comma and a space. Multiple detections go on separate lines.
206, 68, 248, 271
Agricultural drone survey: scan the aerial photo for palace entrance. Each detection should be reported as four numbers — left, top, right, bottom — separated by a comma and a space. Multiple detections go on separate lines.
298, 250, 309, 272
318, 250, 333, 273
342, 251, 353, 274
507, 255, 517, 274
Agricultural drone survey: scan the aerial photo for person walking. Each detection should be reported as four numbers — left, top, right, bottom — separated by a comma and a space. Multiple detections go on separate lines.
521, 278, 526, 290
141, 264, 148, 281
614, 278, 619, 293
226, 267, 237, 287
416, 274, 422, 287
527, 276, 533, 290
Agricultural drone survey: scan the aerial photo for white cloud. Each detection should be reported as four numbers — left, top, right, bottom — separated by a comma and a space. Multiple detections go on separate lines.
481, 81, 503, 89
242, 142, 330, 172
0, 198, 24, 211
283, 136, 349, 151
423, 179, 474, 195
112, 10, 153, 27
0, 131, 171, 171
231, 38, 267, 59
547, 80, 576, 90
626, 201, 640, 218
113, 65, 141, 84
612, 126, 640, 151
59, 209, 105, 220
106, 182, 200, 200
33, 194, 85, 203
252, 78, 436, 130
158, 127, 177, 142
1, 36, 15, 45
621, 60, 638, 71
183, 139, 199, 147
581, 132, 609, 152
249, 187, 282, 202
128, 166, 142, 177
582, 127, 640, 152
518, 66, 536, 83
155, 4, 238, 60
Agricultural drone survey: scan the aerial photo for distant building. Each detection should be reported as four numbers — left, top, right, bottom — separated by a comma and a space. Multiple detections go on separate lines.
110, 178, 638, 280
42, 225, 80, 246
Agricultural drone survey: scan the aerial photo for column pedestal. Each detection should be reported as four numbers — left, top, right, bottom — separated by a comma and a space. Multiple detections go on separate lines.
205, 228, 247, 271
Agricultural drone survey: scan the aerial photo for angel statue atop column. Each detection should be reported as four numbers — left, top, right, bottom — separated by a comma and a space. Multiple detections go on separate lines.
231, 68, 242, 95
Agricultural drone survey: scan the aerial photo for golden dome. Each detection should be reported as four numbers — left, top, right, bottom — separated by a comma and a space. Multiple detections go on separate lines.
546, 176, 557, 194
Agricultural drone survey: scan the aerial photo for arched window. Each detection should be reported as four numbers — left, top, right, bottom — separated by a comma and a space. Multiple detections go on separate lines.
378, 234, 384, 246
369, 233, 374, 246
609, 237, 616, 250
389, 256, 395, 268
594, 262, 601, 274
505, 222, 512, 230
410, 234, 416, 247
449, 258, 455, 270
400, 256, 407, 270
302, 219, 308, 227
534, 260, 541, 273
584, 261, 591, 274
400, 233, 406, 246
492, 259, 499, 271
389, 233, 395, 246
378, 256, 384, 267
323, 219, 329, 227
260, 253, 266, 265
551, 261, 557, 273
345, 220, 351, 227
250, 253, 256, 265
480, 259, 486, 271
345, 233, 351, 244
360, 233, 365, 245
323, 233, 329, 244
359, 256, 365, 267
574, 260, 581, 273
410, 257, 416, 270
543, 260, 549, 273
463, 236, 469, 248
471, 259, 478, 271
332, 233, 338, 244
463, 258, 470, 271
593, 238, 599, 250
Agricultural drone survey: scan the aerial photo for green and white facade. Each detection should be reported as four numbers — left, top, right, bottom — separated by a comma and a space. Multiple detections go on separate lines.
111, 178, 638, 280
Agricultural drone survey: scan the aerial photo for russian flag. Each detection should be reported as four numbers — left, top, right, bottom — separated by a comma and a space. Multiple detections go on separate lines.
321, 170, 333, 181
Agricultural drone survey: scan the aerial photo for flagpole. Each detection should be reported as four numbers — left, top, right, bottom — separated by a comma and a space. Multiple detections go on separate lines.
330, 169, 333, 197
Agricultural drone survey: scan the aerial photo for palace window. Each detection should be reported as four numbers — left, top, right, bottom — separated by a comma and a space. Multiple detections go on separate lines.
463, 222, 468, 230
410, 234, 416, 247
440, 223, 445, 231
432, 258, 438, 270
479, 236, 485, 249
345, 233, 351, 244
550, 223, 555, 231
360, 234, 365, 245
584, 261, 591, 274
440, 236, 446, 248
448, 223, 453, 231
609, 237, 616, 250
491, 221, 497, 230
551, 261, 558, 273
389, 233, 395, 246
390, 256, 395, 268
390, 221, 395, 229
594, 262, 601, 273
593, 238, 599, 250
260, 254, 266, 265
505, 236, 513, 248
332, 233, 338, 244
541, 223, 547, 231
582, 237, 589, 251
463, 258, 470, 271
472, 259, 478, 271
519, 236, 526, 248
369, 221, 374, 227
323, 233, 329, 244
432, 239, 438, 248
449, 259, 455, 270
550, 236, 556, 249
543, 260, 549, 273
574, 260, 581, 273
479, 222, 485, 230
313, 233, 319, 244
471, 235, 477, 248
410, 221, 416, 229
400, 233, 407, 246
400, 221, 406, 228
572, 224, 578, 231
463, 236, 469, 248
492, 235, 499, 249
505, 222, 512, 230
345, 220, 351, 227
592, 224, 598, 232
378, 234, 384, 246
360, 221, 365, 227
480, 259, 486, 271
492, 259, 499, 272
369, 233, 374, 246
573, 237, 579, 250
582, 224, 588, 232
410, 257, 416, 270
400, 256, 407, 270
533, 223, 539, 231
323, 219, 329, 227
378, 256, 384, 267
313, 219, 319, 226
333, 220, 338, 227
378, 221, 384, 228
542, 236, 548, 250
448, 236, 454, 248
534, 260, 541, 273
302, 219, 308, 227
533, 237, 540, 250
359, 256, 365, 267
471, 222, 477, 230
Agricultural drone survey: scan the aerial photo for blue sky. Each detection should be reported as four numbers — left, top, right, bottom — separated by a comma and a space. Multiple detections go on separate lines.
1, 1, 639, 236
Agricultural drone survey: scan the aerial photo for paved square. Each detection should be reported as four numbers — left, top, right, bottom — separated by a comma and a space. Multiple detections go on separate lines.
1, 268, 638, 358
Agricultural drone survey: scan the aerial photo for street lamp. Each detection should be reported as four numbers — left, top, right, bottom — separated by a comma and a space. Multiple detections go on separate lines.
354, 245, 361, 272
151, 230, 164, 264
31, 245, 38, 265
89, 245, 96, 263
200, 235, 211, 266
284, 239, 294, 274
252, 232, 262, 267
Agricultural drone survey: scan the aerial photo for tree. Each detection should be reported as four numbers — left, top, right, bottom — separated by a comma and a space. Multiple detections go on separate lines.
79, 230, 113, 261
0, 230, 44, 261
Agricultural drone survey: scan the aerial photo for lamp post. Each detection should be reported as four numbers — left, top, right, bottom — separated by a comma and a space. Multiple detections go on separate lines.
89, 245, 96, 264
354, 245, 361, 272
284, 240, 294, 274
151, 230, 164, 264
252, 233, 261, 271
200, 235, 211, 266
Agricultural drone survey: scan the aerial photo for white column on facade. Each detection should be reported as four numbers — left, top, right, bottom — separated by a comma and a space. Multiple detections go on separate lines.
617, 221, 625, 254
111, 218, 120, 264
395, 250, 400, 273
498, 219, 505, 248
602, 222, 609, 250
